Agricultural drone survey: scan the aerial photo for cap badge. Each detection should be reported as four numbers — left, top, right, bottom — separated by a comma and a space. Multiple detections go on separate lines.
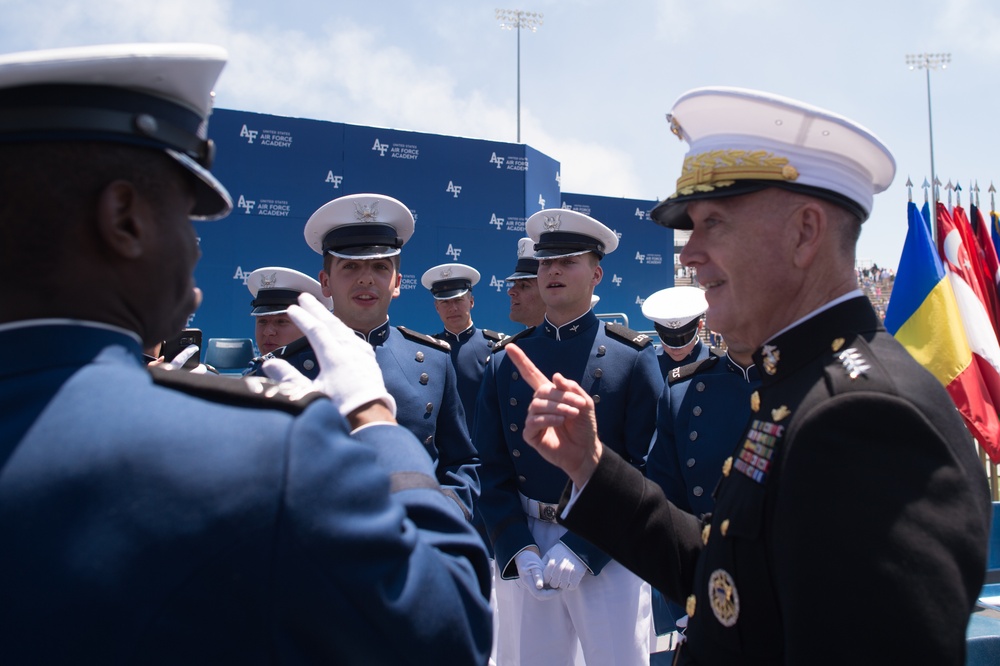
518, 238, 533, 256
838, 348, 870, 380
259, 272, 277, 288
440, 268, 453, 279
542, 214, 562, 231
761, 344, 780, 376
708, 569, 740, 628
353, 200, 380, 223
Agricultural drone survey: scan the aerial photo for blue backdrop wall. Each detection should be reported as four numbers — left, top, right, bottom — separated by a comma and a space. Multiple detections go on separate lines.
191, 108, 674, 350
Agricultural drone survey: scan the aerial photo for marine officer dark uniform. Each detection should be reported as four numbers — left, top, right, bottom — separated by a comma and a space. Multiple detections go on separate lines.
520, 87, 991, 665
252, 193, 479, 522
642, 285, 711, 378
476, 209, 663, 664
421, 262, 504, 433
0, 42, 491, 664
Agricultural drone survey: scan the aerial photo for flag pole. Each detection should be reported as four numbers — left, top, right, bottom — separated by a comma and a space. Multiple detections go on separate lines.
906, 53, 951, 244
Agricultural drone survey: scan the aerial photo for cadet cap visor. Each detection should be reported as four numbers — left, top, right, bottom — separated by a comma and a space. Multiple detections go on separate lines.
650, 87, 895, 230
246, 266, 332, 316
421, 263, 481, 300
642, 286, 707, 348
506, 237, 539, 280
0, 43, 232, 220
304, 193, 415, 260
526, 209, 619, 259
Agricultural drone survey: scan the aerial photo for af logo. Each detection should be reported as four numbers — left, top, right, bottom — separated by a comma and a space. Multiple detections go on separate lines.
555, 171, 561, 186
635, 295, 645, 305
237, 195, 256, 214
538, 193, 546, 208
239, 124, 258, 144
635, 251, 646, 264
325, 171, 344, 188
232, 266, 252, 285
446, 181, 462, 198
489, 152, 505, 169
446, 244, 462, 260
489, 213, 504, 230
561, 202, 572, 209
489, 275, 505, 292
611, 274, 623, 287
372, 139, 388, 156
634, 207, 649, 220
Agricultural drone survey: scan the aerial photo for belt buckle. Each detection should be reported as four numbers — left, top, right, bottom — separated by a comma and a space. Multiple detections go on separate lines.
540, 503, 557, 522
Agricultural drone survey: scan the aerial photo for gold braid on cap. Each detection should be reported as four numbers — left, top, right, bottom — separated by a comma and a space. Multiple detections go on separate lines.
670, 150, 800, 198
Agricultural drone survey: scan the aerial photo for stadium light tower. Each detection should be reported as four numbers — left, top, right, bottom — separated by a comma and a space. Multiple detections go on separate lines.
906, 52, 950, 237
496, 8, 544, 143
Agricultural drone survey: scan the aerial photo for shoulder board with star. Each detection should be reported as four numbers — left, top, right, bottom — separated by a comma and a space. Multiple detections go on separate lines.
495, 326, 535, 351
604, 322, 653, 350
668, 355, 721, 386
397, 326, 451, 352
148, 365, 326, 415
482, 329, 505, 343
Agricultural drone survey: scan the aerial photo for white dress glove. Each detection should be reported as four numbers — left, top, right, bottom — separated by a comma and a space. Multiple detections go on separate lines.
262, 293, 396, 417
542, 542, 587, 591
514, 549, 558, 600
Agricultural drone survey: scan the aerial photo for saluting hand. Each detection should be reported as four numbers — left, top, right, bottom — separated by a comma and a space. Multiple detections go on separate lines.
505, 344, 603, 488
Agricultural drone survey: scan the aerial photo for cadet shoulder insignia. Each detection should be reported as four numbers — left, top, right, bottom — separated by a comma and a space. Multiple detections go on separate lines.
397, 326, 451, 352
482, 329, 506, 343
604, 322, 653, 349
148, 365, 326, 415
668, 355, 720, 386
495, 326, 534, 351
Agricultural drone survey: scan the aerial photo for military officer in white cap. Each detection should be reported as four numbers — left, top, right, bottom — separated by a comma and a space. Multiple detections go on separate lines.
0, 43, 491, 663
243, 266, 331, 358
506, 236, 545, 328
475, 208, 663, 665
421, 262, 504, 433
256, 193, 480, 523
501, 87, 989, 665
642, 286, 712, 378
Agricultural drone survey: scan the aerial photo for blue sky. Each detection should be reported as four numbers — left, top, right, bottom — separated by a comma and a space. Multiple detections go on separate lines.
3, 0, 999, 268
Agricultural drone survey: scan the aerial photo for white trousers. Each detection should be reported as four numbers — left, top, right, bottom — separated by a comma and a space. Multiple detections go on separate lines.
495, 518, 650, 666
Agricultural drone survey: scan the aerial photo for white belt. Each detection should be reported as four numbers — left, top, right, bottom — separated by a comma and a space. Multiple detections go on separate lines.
519, 492, 560, 523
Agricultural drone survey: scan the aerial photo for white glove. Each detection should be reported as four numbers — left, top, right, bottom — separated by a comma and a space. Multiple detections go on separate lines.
542, 542, 587, 591
261, 293, 396, 417
514, 549, 558, 600
168, 344, 200, 370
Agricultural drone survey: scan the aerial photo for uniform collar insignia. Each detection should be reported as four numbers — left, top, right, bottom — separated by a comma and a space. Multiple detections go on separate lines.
569, 324, 579, 332
761, 344, 780, 376
838, 347, 870, 380
770, 405, 791, 422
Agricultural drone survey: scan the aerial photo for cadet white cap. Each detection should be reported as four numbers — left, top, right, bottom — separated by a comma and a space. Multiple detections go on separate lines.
526, 209, 619, 259
651, 87, 896, 229
421, 263, 481, 300
590, 294, 600, 309
642, 286, 707, 348
304, 193, 415, 259
0, 42, 232, 220
505, 237, 540, 280
246, 266, 331, 315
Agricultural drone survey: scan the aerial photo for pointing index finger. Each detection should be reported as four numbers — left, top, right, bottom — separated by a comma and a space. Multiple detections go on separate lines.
505, 344, 551, 391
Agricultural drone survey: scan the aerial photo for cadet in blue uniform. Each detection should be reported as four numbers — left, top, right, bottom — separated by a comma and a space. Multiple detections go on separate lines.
642, 286, 711, 378
507, 236, 546, 328
507, 87, 990, 665
244, 266, 331, 358
0, 43, 491, 664
476, 209, 663, 665
421, 262, 504, 433
251, 193, 479, 522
